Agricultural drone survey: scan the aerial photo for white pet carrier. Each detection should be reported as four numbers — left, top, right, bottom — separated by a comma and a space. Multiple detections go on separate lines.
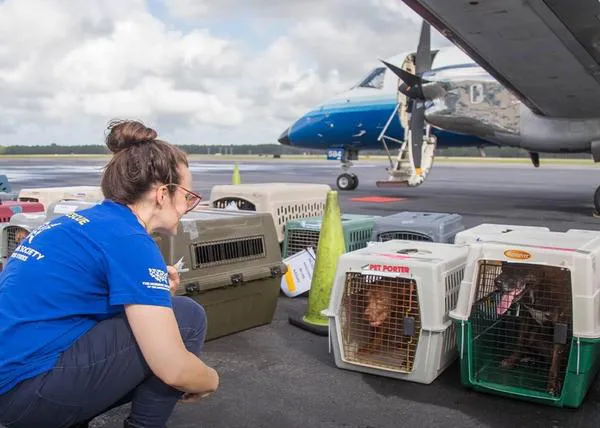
450, 230, 600, 404
323, 240, 469, 384
18, 186, 103, 211
454, 224, 551, 245
1, 213, 47, 264
566, 228, 600, 237
0, 222, 8, 270
45, 200, 100, 220
209, 183, 331, 242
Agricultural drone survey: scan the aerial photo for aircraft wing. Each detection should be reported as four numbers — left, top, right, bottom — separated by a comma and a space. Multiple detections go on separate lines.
401, 0, 600, 119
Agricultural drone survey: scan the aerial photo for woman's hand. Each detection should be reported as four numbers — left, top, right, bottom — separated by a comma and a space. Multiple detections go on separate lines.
167, 265, 180, 296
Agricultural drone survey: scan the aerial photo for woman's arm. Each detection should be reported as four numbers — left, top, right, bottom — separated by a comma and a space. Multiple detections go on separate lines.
125, 304, 219, 394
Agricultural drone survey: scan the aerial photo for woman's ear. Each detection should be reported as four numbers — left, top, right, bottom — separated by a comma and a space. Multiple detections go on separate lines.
154, 185, 167, 208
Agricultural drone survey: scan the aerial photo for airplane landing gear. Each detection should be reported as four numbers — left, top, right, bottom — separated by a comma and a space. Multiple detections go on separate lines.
337, 173, 359, 191
336, 149, 360, 191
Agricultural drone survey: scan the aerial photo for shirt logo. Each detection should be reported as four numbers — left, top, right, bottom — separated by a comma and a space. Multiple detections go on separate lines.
148, 268, 169, 284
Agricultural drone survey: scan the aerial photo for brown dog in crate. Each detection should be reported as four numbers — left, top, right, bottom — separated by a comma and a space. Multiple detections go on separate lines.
356, 278, 418, 362
493, 262, 572, 395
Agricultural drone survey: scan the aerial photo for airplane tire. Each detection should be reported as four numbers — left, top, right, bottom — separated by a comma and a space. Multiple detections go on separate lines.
337, 173, 356, 191
349, 173, 359, 190
595, 186, 600, 214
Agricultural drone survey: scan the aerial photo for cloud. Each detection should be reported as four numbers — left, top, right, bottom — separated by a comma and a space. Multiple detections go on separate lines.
0, 0, 444, 146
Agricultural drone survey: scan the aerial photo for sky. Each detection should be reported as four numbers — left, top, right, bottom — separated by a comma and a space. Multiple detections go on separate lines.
0, 0, 451, 146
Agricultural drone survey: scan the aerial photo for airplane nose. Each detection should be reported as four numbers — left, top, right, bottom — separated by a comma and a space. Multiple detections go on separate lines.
278, 127, 291, 146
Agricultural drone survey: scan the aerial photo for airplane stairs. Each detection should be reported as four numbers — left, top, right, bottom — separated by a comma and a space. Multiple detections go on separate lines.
375, 105, 437, 188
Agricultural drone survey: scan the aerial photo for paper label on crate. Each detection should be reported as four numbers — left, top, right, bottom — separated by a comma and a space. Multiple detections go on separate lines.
503, 249, 532, 260
280, 248, 316, 297
53, 204, 78, 214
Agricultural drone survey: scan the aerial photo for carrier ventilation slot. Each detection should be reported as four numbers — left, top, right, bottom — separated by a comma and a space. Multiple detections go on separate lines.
276, 202, 326, 226
377, 231, 433, 242
287, 229, 320, 256
445, 267, 464, 321
470, 260, 572, 397
193, 236, 265, 268
212, 198, 256, 211
5, 226, 29, 257
340, 272, 421, 373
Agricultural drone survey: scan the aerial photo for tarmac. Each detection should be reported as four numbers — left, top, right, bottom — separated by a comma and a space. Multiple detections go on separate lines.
3, 157, 600, 428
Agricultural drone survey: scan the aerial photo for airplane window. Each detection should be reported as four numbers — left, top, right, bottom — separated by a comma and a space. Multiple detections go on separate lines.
356, 67, 386, 89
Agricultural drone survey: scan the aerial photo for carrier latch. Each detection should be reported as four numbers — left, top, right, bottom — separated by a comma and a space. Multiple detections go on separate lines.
230, 273, 244, 285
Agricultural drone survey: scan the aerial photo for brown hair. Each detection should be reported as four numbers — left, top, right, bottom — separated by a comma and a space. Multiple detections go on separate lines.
101, 119, 188, 205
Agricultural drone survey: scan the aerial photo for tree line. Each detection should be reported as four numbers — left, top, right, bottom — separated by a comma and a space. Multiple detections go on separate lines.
0, 143, 590, 158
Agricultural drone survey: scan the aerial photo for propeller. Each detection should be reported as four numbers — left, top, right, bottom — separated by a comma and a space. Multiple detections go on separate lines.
381, 21, 433, 176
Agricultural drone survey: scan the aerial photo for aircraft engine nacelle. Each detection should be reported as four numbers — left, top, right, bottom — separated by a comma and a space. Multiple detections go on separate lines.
423, 77, 522, 144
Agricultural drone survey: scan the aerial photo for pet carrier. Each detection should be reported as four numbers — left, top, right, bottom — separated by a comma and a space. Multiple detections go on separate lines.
154, 208, 286, 341
323, 240, 469, 384
450, 230, 600, 407
17, 186, 103, 211
371, 212, 464, 243
282, 214, 380, 258
1, 213, 47, 265
566, 228, 600, 237
45, 200, 100, 220
0, 200, 45, 214
209, 183, 331, 242
454, 224, 551, 245
0, 206, 22, 270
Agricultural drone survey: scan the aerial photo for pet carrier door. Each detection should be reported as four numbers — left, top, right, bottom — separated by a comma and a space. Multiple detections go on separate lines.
469, 261, 572, 397
339, 272, 421, 373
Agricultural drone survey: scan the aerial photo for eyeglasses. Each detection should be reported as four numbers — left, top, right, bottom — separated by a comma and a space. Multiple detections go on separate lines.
163, 183, 203, 213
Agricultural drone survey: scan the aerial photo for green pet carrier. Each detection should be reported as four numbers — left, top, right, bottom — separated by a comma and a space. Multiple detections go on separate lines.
450, 229, 600, 408
282, 213, 380, 258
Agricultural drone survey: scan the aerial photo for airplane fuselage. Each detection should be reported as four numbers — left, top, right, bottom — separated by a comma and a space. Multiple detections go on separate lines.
279, 45, 600, 157
286, 92, 488, 151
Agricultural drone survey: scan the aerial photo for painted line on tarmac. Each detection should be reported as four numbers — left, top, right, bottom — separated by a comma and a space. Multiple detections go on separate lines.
349, 196, 406, 203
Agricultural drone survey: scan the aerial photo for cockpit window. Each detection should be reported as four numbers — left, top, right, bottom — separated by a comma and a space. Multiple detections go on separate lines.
355, 67, 386, 89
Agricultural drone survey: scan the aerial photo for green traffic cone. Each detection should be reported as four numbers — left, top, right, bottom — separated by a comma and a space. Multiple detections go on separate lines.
232, 163, 241, 184
289, 190, 346, 335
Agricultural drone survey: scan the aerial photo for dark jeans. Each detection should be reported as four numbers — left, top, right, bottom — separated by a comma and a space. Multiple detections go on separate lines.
0, 296, 207, 428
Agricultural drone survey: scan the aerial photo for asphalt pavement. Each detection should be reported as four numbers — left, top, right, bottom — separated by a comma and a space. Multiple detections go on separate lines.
2, 157, 600, 428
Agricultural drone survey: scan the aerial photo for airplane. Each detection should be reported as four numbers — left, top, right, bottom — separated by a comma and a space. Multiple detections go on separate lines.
277, 36, 496, 192
278, 1, 600, 212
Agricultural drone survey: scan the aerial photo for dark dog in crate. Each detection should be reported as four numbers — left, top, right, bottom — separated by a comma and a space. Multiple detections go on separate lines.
494, 264, 571, 395
356, 281, 416, 358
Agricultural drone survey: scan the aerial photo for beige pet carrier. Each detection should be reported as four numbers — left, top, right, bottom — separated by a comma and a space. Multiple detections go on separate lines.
209, 183, 331, 242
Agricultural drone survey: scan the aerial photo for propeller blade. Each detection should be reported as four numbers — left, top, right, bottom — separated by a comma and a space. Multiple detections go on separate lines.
415, 21, 432, 75
380, 59, 424, 88
410, 102, 426, 173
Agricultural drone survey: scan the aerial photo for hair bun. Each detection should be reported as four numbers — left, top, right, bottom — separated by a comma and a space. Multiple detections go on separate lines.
105, 119, 158, 153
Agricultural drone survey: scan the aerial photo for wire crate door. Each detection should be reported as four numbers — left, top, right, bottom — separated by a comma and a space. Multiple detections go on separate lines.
469, 260, 573, 397
339, 272, 422, 373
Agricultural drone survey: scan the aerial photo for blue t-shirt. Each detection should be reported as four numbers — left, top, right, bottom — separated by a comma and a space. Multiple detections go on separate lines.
0, 200, 172, 395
